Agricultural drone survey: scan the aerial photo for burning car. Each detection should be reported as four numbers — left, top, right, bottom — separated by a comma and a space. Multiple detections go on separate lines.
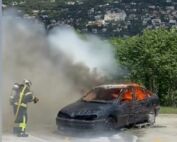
56, 83, 160, 130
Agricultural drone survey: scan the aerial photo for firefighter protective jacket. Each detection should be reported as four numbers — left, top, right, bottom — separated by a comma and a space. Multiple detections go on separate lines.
10, 84, 35, 111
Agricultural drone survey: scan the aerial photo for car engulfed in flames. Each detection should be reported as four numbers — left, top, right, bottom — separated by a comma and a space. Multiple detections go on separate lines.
56, 83, 160, 130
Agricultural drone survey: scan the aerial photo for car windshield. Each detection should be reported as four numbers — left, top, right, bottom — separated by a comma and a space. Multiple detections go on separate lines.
82, 88, 123, 102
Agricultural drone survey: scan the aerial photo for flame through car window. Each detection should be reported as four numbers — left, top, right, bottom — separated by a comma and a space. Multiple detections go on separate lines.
82, 88, 123, 102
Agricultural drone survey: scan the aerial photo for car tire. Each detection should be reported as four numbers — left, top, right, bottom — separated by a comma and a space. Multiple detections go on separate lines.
147, 110, 156, 126
105, 117, 117, 130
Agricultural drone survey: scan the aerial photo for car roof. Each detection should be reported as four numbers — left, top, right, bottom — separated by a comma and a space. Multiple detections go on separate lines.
95, 83, 141, 89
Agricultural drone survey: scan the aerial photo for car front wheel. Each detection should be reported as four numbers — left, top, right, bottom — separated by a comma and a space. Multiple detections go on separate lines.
105, 117, 117, 130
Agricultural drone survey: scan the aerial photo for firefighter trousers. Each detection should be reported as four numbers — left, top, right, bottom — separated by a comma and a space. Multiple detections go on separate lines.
13, 105, 28, 134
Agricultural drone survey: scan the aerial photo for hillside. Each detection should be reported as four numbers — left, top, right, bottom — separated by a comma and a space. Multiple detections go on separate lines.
3, 0, 177, 37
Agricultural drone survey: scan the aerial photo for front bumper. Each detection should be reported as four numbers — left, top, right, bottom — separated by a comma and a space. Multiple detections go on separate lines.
56, 117, 106, 130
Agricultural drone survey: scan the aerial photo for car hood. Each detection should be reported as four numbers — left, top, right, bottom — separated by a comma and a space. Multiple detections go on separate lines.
60, 101, 113, 117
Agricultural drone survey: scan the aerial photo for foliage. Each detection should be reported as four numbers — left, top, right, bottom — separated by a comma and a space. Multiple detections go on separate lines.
112, 28, 177, 107
160, 107, 177, 114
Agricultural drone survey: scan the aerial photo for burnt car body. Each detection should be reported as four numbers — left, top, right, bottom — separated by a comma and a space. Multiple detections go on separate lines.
56, 83, 160, 130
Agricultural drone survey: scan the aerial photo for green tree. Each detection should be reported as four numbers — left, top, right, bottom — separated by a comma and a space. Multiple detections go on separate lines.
112, 28, 177, 106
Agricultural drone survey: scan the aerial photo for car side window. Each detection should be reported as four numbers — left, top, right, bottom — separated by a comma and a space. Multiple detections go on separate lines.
120, 89, 133, 103
135, 87, 147, 101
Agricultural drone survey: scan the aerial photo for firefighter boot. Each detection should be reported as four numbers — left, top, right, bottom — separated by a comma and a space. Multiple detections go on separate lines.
17, 132, 29, 137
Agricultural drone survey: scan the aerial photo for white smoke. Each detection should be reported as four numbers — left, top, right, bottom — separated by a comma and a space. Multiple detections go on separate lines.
2, 9, 137, 142
2, 9, 124, 133
48, 27, 120, 75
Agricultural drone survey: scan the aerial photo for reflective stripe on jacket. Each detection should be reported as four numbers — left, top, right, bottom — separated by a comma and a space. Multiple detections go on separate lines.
14, 102, 27, 108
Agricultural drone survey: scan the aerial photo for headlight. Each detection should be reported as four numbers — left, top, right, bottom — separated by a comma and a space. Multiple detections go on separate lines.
58, 112, 71, 118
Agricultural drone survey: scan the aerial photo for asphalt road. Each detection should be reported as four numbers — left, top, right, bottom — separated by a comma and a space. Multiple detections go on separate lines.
2, 114, 177, 142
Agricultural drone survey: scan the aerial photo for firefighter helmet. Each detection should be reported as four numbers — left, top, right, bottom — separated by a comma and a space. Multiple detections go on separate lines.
23, 79, 32, 86
13, 82, 20, 90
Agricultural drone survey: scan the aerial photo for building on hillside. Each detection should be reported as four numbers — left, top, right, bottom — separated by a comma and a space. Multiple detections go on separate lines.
50, 0, 55, 3
104, 11, 126, 22
152, 18, 162, 26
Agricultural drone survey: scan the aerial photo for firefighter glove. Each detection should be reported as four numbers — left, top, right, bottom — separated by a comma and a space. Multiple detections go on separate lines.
33, 97, 39, 103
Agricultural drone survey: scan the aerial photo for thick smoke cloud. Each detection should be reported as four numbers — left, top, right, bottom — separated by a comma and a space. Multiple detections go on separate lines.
49, 27, 120, 76
2, 10, 123, 132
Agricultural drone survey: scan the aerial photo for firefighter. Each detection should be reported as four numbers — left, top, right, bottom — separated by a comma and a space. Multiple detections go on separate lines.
10, 79, 39, 137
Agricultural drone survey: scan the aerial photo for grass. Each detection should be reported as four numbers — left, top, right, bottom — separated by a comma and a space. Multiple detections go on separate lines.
160, 106, 177, 114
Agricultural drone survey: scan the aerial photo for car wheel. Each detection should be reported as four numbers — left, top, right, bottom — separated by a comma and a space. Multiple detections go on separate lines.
105, 117, 117, 130
147, 110, 156, 125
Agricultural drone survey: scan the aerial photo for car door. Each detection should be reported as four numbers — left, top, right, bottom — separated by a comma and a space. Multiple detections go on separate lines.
133, 87, 149, 123
117, 88, 134, 127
